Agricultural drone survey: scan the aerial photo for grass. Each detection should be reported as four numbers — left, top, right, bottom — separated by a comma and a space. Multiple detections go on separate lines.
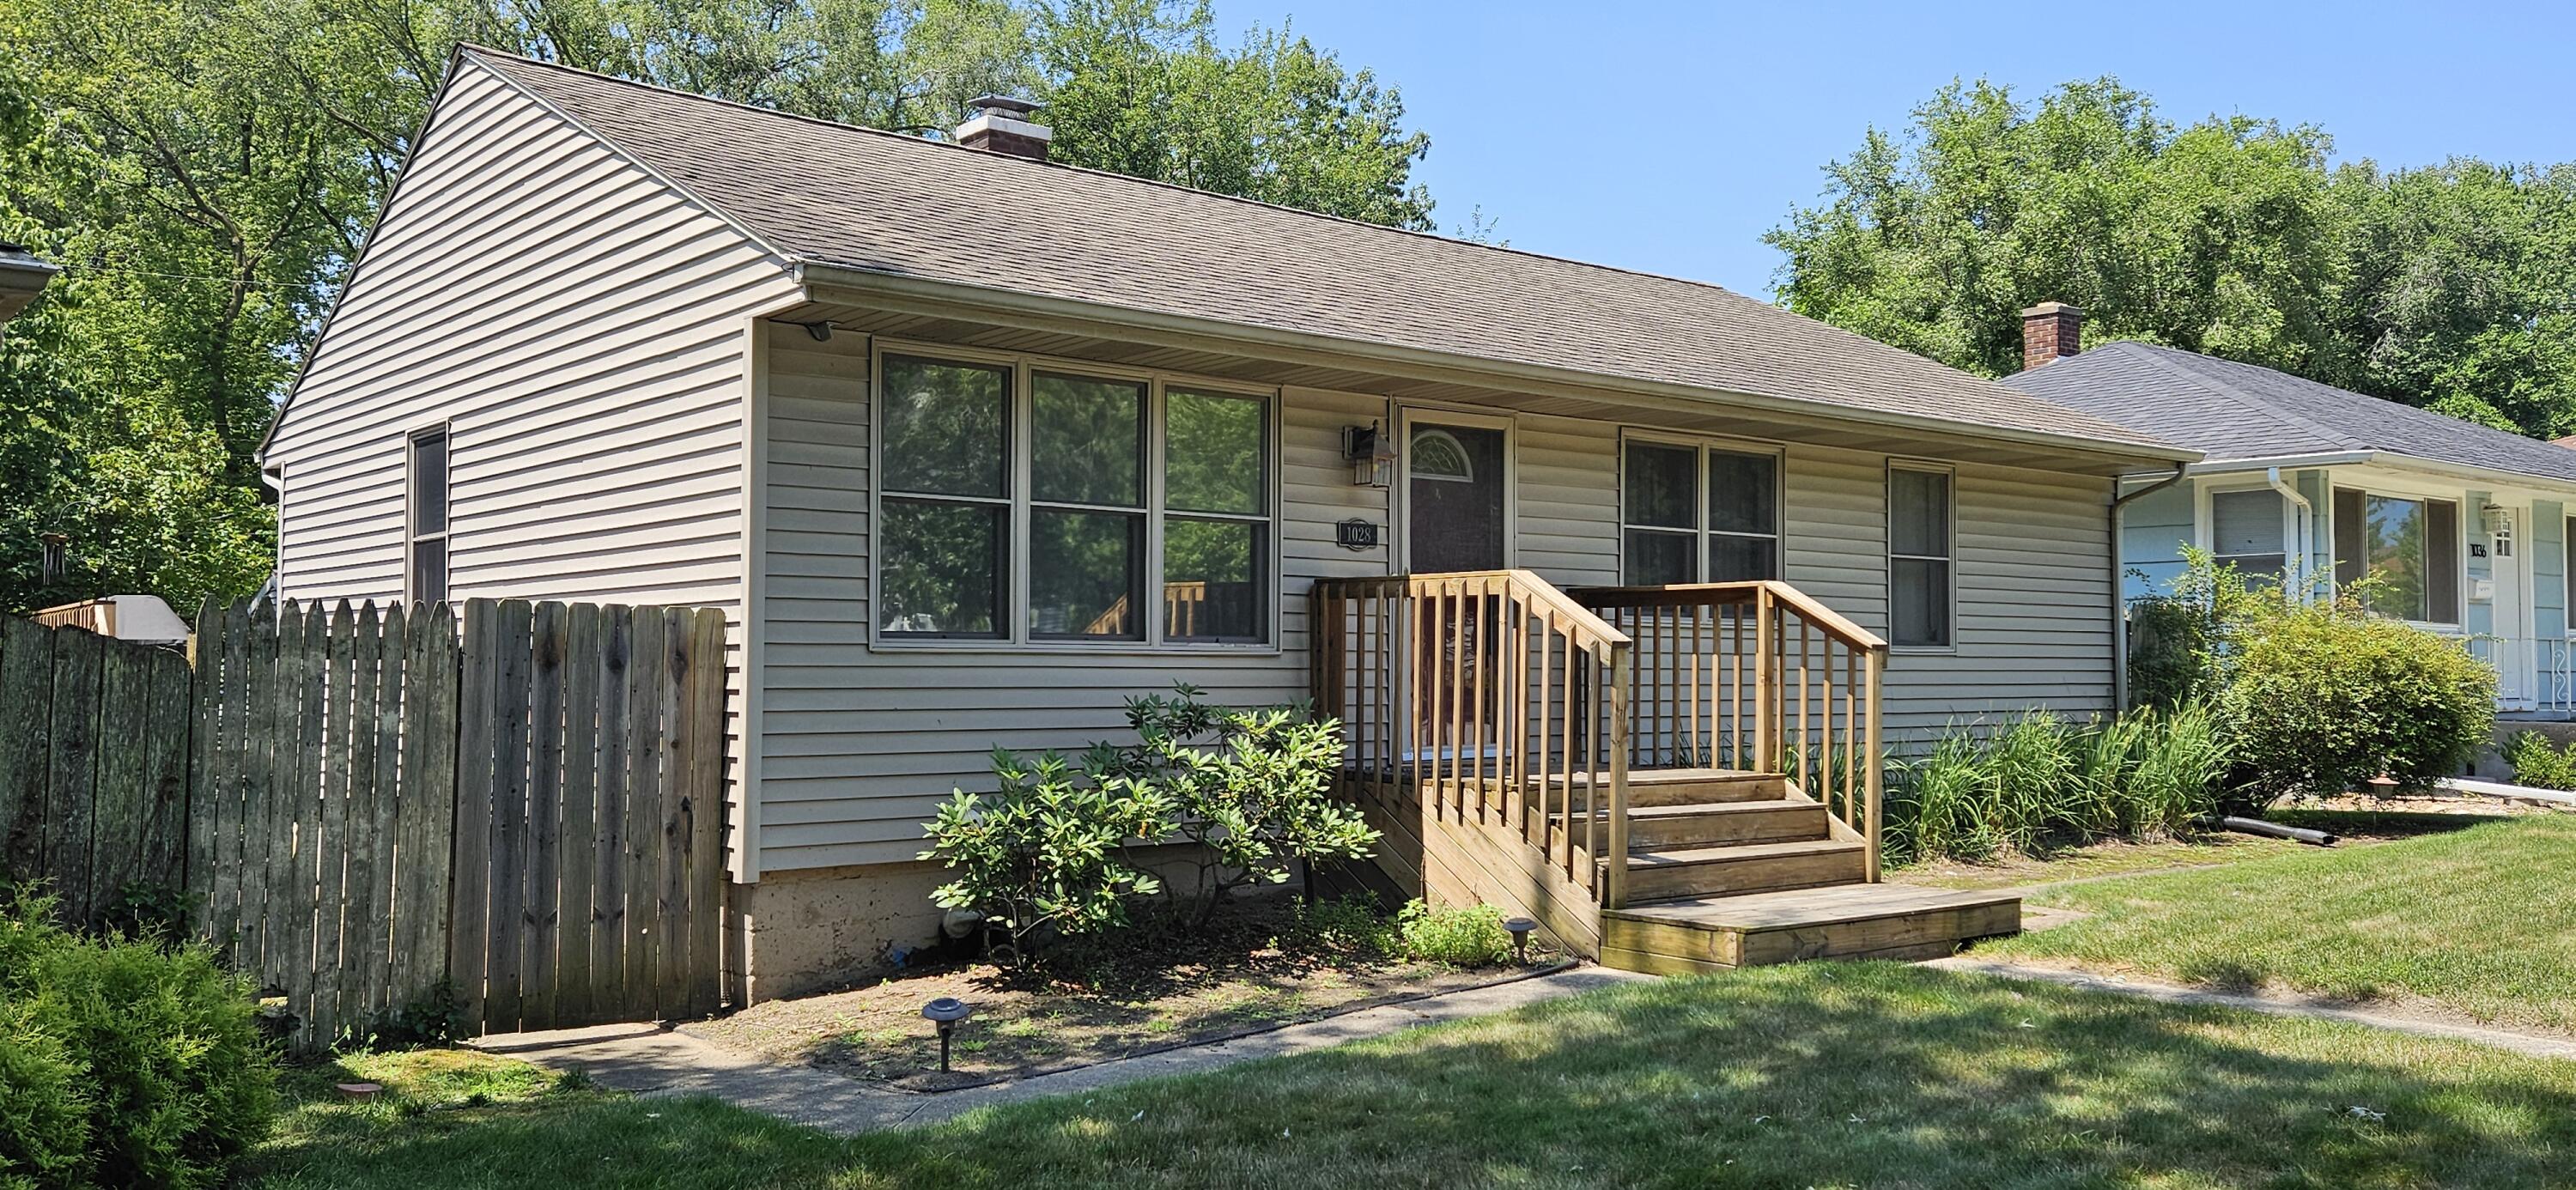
1984, 813, 2576, 1031
1899, 833, 2275, 890
251, 962, 2576, 1188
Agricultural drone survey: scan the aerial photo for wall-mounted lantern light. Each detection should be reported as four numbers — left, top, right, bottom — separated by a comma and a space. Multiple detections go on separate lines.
1343, 421, 1397, 489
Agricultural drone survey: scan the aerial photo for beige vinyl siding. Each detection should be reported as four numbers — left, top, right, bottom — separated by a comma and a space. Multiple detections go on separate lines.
754, 332, 1393, 871
266, 58, 799, 612
264, 59, 805, 881
755, 336, 2117, 871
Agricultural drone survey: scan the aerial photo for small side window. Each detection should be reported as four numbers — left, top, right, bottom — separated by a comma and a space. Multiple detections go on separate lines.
407, 429, 448, 604
1888, 465, 1953, 648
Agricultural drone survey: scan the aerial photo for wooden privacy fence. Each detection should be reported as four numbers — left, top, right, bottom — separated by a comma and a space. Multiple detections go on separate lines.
0, 597, 731, 1052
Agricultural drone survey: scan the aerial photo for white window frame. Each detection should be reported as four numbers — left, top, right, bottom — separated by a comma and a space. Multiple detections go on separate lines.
1615, 428, 1784, 586
404, 424, 450, 604
2195, 481, 2296, 579
866, 339, 1283, 653
1886, 459, 1958, 653
2330, 478, 2467, 629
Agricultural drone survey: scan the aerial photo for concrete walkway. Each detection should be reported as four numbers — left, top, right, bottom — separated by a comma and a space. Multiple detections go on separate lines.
470, 964, 1654, 1134
1931, 956, 2576, 1060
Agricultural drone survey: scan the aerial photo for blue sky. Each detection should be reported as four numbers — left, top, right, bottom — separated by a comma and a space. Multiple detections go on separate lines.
1223, 1, 2576, 296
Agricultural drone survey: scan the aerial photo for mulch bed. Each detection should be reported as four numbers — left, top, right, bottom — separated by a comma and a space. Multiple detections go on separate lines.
680, 896, 1557, 1091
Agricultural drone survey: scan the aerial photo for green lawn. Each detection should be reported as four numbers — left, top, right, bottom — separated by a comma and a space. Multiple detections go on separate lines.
253, 962, 2576, 1188
1985, 813, 2576, 1031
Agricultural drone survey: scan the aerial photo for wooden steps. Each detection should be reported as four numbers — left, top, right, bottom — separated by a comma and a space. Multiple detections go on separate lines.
1601, 884, 2022, 975
1569, 767, 2018, 975
1619, 837, 1868, 900
1563, 798, 1829, 849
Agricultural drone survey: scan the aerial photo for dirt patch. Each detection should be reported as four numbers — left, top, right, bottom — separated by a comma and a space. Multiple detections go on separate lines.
683, 897, 1555, 1091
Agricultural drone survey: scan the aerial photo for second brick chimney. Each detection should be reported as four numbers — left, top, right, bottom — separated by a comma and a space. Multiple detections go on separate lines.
956, 95, 1052, 162
2020, 302, 2085, 371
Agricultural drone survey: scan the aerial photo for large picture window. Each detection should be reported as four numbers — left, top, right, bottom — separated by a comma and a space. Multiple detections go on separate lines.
875, 349, 1275, 647
1619, 438, 1780, 586
2333, 489, 2460, 624
1889, 464, 1953, 649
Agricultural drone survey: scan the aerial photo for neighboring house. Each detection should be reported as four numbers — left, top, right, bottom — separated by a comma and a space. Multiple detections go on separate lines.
260, 48, 2197, 997
2007, 304, 2576, 715
0, 242, 58, 325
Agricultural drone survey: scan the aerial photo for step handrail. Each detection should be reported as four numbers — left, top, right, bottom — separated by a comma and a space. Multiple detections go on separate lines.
1311, 570, 1635, 908
1564, 580, 1886, 880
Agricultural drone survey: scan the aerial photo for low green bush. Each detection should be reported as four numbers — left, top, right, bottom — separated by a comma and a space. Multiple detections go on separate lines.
1273, 894, 1400, 958
1886, 704, 2229, 865
919, 750, 1170, 959
0, 891, 277, 1189
2505, 732, 2576, 791
1395, 901, 1511, 968
2217, 598, 2493, 804
922, 685, 1378, 958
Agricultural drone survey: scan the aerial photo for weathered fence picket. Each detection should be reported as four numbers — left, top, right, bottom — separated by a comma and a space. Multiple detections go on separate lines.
0, 596, 730, 1053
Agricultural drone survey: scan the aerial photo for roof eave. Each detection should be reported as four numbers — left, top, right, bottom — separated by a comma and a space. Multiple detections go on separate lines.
797, 261, 2203, 469
2145, 450, 2576, 498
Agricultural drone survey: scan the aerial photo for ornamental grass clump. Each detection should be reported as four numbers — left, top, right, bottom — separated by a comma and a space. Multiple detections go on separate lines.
1886, 704, 2230, 865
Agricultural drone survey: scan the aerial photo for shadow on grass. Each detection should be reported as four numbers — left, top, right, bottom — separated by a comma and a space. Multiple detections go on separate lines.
2271, 806, 2519, 839
255, 962, 2576, 1189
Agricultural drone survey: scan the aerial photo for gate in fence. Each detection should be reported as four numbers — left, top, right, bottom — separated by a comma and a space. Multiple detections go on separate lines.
0, 597, 731, 1052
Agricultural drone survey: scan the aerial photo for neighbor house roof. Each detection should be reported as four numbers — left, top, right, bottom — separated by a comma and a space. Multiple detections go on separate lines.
460, 48, 2190, 461
0, 242, 58, 324
2007, 340, 2576, 487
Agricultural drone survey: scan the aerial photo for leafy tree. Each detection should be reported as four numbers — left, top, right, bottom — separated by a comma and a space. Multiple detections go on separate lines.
1769, 76, 2576, 442
0, 0, 1439, 612
1767, 77, 2343, 383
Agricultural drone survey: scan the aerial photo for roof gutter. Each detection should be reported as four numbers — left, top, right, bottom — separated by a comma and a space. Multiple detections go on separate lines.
2182, 450, 2576, 499
795, 261, 2204, 470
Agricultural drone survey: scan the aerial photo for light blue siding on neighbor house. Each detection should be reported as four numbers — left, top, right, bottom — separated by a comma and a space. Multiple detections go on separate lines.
2120, 481, 2193, 601
2538, 502, 2567, 641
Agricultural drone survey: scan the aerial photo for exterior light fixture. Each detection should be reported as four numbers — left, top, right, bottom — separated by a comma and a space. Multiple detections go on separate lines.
1343, 421, 1396, 488
1503, 917, 1536, 965
921, 996, 973, 1072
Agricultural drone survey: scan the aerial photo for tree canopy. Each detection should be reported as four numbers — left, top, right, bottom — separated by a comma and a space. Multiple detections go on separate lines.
1768, 76, 2576, 441
0, 0, 1436, 611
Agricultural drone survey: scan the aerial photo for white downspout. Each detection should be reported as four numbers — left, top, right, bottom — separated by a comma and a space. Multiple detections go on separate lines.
2263, 467, 2316, 601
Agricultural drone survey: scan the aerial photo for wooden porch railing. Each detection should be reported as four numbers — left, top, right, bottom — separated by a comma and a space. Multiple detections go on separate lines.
1309, 571, 1634, 908
1565, 581, 1886, 878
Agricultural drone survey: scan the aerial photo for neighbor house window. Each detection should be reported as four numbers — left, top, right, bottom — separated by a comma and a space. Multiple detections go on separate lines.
2209, 489, 2288, 580
2333, 489, 2460, 624
1619, 438, 1780, 585
406, 428, 448, 604
875, 349, 1275, 646
1889, 464, 1953, 648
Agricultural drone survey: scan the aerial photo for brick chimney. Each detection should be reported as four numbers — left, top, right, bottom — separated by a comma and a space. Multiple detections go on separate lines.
956, 95, 1051, 161
2020, 302, 2085, 371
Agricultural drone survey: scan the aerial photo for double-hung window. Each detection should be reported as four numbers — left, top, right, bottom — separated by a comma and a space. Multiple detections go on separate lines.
1619, 437, 1781, 585
406, 428, 449, 604
2208, 489, 2289, 580
2332, 489, 2460, 624
1888, 464, 1953, 649
875, 349, 1275, 646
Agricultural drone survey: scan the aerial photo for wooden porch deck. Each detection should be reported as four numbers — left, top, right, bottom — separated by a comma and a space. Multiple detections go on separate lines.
1310, 574, 2022, 979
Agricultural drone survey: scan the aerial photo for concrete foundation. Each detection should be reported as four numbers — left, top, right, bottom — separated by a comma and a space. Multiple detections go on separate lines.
729, 845, 1291, 1004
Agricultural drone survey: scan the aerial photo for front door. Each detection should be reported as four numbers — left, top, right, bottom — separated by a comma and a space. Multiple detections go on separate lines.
2492, 504, 2533, 708
1404, 413, 1510, 573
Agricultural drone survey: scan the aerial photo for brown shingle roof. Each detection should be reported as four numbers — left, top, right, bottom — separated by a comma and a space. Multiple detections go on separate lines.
466, 48, 2186, 458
